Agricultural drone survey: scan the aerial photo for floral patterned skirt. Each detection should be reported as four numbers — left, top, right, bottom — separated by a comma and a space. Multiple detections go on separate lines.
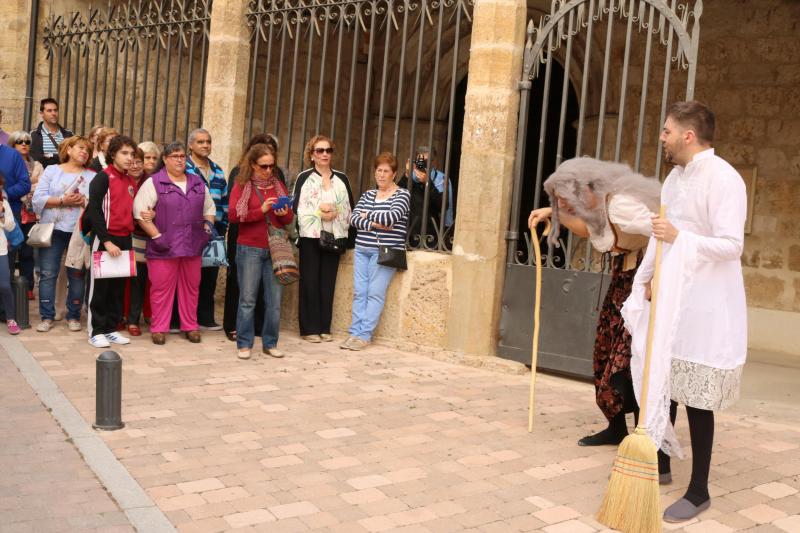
593, 256, 637, 420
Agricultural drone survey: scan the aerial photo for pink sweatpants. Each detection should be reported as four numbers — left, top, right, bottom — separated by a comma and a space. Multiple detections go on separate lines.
148, 256, 202, 333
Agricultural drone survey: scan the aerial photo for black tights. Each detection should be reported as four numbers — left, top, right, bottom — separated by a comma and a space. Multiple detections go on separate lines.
658, 400, 714, 506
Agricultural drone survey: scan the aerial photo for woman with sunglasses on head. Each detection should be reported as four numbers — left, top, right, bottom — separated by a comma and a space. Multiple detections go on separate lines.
228, 143, 293, 360
292, 135, 354, 343
8, 131, 43, 298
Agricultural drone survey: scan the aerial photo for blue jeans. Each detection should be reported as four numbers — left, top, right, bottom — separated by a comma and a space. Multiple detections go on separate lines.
349, 246, 397, 341
39, 229, 85, 321
236, 244, 282, 350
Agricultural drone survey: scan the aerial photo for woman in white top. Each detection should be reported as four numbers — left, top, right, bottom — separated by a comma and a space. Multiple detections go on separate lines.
32, 136, 95, 333
0, 172, 21, 334
291, 135, 354, 343
529, 157, 660, 448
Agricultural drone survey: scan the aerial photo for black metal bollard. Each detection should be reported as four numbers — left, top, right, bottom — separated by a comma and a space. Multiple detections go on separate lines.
93, 351, 124, 430
12, 275, 30, 329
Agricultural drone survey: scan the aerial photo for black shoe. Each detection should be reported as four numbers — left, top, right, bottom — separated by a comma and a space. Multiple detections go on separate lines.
199, 322, 223, 331
225, 330, 237, 342
577, 427, 627, 446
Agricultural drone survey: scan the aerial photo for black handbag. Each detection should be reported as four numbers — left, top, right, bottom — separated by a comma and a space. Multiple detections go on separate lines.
319, 229, 347, 254
377, 245, 407, 270
375, 232, 407, 270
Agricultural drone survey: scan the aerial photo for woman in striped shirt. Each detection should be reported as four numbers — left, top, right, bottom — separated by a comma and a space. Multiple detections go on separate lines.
342, 152, 410, 351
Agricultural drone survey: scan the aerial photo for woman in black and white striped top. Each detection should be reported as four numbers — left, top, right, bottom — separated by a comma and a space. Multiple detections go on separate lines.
342, 153, 410, 351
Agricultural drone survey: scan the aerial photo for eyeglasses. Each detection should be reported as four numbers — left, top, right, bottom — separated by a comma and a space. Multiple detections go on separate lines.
166, 154, 186, 160
313, 147, 334, 154
257, 163, 275, 170
14, 140, 31, 146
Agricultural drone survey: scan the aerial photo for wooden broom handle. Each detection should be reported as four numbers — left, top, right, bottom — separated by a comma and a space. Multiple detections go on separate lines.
638, 204, 666, 425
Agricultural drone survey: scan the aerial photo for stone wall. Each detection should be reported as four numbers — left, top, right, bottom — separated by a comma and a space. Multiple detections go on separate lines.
279, 250, 452, 348
692, 0, 800, 317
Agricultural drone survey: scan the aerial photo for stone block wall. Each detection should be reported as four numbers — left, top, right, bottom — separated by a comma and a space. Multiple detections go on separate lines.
279, 250, 452, 348
693, 0, 800, 315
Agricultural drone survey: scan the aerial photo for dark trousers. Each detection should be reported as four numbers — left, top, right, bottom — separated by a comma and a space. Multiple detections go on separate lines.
88, 234, 131, 336
298, 237, 340, 336
197, 266, 218, 326
223, 224, 265, 335
127, 261, 148, 325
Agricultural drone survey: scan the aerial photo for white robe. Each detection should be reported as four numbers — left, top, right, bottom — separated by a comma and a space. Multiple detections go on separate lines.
621, 148, 748, 454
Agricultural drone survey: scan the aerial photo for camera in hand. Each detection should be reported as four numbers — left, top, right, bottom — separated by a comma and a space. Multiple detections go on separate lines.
414, 155, 428, 171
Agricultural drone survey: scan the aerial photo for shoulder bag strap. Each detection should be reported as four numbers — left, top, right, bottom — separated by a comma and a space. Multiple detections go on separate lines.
43, 127, 60, 150
253, 186, 274, 233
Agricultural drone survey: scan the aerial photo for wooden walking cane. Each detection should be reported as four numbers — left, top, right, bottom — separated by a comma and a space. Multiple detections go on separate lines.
528, 217, 551, 433
597, 204, 667, 533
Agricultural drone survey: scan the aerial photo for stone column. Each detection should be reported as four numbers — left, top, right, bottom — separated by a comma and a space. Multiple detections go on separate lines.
0, 1, 33, 131
446, 0, 527, 356
201, 0, 251, 173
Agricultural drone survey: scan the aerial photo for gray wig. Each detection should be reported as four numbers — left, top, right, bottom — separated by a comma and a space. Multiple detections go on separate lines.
543, 157, 661, 246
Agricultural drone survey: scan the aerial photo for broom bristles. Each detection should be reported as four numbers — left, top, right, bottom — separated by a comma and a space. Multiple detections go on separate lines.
597, 427, 662, 533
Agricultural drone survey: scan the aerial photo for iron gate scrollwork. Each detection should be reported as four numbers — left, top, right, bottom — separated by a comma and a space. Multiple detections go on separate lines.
498, 0, 703, 375
42, 0, 211, 143
245, 0, 473, 252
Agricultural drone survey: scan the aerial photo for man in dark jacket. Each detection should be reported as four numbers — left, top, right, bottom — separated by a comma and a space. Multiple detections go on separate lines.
30, 98, 74, 168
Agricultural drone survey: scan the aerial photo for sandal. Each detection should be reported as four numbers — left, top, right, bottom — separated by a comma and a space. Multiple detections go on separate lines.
127, 324, 142, 337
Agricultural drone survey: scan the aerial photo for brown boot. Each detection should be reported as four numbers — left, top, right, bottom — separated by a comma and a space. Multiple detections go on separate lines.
185, 330, 202, 343
151, 332, 166, 345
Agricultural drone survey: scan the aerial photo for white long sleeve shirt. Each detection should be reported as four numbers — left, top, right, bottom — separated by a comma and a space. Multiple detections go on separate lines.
631, 148, 748, 370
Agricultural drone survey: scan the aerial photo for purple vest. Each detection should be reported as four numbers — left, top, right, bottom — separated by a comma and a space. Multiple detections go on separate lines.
145, 169, 210, 259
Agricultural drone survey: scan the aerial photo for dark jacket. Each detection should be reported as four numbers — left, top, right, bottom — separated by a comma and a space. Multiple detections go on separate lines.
30, 121, 74, 168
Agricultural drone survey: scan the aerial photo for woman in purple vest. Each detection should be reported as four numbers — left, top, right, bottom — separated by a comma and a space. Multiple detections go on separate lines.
133, 142, 216, 345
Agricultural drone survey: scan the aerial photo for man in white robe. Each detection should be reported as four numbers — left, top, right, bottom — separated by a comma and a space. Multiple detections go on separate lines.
622, 100, 748, 522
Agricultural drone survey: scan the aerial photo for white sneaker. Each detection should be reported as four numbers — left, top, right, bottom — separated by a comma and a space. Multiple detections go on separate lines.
67, 320, 82, 332
89, 334, 111, 348
105, 332, 131, 345
237, 348, 252, 360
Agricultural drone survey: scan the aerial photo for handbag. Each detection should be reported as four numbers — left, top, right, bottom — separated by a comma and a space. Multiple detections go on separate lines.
254, 188, 299, 285
4, 223, 24, 249
376, 233, 408, 270
26, 221, 55, 247
319, 229, 347, 254
201, 221, 229, 268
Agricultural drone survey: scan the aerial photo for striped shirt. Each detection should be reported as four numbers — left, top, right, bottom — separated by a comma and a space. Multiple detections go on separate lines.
40, 125, 64, 156
349, 188, 410, 249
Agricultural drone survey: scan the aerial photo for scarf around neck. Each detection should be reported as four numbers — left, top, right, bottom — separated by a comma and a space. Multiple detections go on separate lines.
235, 174, 284, 222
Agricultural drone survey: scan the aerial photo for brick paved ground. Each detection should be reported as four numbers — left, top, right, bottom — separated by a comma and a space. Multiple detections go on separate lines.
0, 349, 135, 533
6, 320, 800, 532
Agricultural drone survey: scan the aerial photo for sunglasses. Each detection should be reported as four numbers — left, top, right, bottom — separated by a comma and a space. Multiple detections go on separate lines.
14, 140, 31, 146
257, 163, 275, 170
313, 147, 334, 154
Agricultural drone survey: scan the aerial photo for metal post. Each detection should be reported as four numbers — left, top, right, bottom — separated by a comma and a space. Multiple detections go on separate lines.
12, 276, 30, 330
93, 351, 124, 431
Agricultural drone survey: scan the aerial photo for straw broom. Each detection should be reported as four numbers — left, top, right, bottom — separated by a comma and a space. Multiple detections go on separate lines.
596, 204, 667, 533
527, 218, 550, 432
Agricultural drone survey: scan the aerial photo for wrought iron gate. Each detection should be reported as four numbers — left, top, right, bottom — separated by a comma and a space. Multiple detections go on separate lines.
498, 0, 703, 375
245, 0, 473, 251
42, 0, 211, 143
